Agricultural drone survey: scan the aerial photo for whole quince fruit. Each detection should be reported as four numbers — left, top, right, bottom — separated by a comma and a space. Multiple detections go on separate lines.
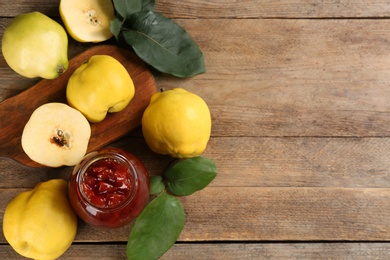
66, 55, 135, 123
3, 179, 77, 260
59, 0, 115, 42
1, 12, 68, 79
142, 88, 212, 158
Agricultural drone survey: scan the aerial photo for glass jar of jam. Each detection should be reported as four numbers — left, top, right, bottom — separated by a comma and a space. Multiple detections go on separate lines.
68, 147, 150, 228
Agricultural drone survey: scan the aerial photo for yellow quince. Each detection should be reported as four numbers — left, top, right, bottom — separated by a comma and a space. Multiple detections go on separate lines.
142, 88, 212, 158
3, 179, 77, 260
66, 55, 135, 123
1, 12, 68, 79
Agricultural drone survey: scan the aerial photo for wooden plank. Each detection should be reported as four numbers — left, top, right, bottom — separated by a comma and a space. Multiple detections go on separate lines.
3, 243, 390, 259
204, 137, 390, 188
1, 136, 390, 189
210, 105, 390, 137
1, 1, 390, 18
0, 1, 60, 18
178, 187, 390, 241
156, 0, 390, 19
161, 243, 390, 259
2, 187, 390, 243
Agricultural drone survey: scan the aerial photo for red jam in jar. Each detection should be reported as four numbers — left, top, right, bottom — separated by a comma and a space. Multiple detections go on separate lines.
68, 148, 150, 228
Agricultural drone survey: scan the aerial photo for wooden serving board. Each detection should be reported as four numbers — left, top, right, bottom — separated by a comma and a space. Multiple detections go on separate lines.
0, 44, 157, 168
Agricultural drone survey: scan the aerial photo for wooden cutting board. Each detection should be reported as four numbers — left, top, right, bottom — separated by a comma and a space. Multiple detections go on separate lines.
0, 44, 157, 168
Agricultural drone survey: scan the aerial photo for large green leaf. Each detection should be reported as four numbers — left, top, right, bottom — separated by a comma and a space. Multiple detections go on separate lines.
165, 157, 217, 196
126, 191, 185, 260
120, 11, 206, 77
113, 0, 155, 19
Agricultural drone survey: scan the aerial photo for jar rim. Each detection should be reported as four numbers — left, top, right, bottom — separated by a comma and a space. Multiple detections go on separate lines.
75, 150, 139, 212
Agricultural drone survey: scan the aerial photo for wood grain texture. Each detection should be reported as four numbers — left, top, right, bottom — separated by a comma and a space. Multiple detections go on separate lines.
3, 243, 390, 259
156, 0, 390, 19
2, 0, 390, 259
158, 18, 390, 137
1, 1, 390, 18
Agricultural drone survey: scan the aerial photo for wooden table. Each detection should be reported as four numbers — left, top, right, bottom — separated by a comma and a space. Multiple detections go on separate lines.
2, 1, 390, 259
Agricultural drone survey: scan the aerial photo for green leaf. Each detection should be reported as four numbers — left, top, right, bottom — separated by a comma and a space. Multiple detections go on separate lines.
126, 191, 184, 260
165, 157, 217, 196
113, 0, 155, 19
150, 175, 165, 195
120, 11, 206, 77
110, 17, 123, 39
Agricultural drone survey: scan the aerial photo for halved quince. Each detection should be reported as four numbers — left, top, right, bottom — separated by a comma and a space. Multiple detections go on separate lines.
21, 103, 91, 167
59, 0, 115, 43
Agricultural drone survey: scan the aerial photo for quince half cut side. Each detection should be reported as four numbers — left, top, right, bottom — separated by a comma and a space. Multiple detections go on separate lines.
21, 103, 91, 167
59, 0, 115, 43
